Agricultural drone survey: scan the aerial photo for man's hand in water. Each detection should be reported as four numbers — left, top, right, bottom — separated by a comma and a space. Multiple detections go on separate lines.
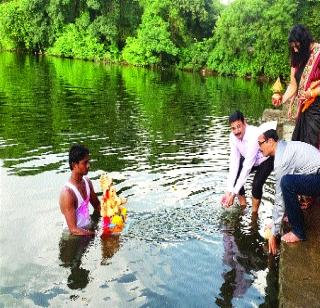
221, 192, 235, 208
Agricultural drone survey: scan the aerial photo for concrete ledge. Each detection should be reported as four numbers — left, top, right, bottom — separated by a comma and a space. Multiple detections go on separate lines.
261, 108, 294, 141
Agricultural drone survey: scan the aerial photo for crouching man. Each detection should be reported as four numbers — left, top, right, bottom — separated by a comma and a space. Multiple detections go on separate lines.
258, 129, 320, 255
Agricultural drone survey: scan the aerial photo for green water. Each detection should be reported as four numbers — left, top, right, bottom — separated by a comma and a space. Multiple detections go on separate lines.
0, 52, 278, 307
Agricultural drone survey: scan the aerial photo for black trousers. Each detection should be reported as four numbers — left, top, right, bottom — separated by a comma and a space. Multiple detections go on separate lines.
235, 156, 274, 199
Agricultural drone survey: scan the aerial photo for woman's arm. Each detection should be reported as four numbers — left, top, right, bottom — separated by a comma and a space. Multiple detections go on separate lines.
282, 67, 298, 103
307, 80, 320, 98
272, 67, 297, 106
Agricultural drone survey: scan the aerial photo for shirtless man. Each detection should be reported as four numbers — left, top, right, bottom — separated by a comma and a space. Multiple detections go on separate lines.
59, 144, 100, 235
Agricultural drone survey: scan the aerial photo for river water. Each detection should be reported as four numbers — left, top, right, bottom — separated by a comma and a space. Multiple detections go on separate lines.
0, 52, 278, 307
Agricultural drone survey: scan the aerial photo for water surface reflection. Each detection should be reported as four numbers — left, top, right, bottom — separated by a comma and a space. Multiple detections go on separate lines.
217, 211, 278, 306
0, 52, 278, 307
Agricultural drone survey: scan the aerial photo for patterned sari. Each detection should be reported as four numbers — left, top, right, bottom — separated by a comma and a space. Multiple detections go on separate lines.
292, 43, 320, 149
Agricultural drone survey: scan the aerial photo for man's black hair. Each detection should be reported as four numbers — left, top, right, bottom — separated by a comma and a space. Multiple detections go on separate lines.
263, 129, 279, 142
69, 144, 89, 170
229, 110, 245, 124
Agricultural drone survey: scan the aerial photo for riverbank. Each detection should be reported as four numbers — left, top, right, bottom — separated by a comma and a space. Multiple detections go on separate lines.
262, 108, 320, 307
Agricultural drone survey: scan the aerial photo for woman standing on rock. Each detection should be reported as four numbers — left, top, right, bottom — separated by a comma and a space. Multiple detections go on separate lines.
272, 24, 320, 149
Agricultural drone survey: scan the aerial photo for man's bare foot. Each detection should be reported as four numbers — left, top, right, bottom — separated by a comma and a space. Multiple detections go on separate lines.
281, 231, 302, 243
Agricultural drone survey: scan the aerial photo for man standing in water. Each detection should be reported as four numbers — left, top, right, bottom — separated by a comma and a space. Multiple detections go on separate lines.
221, 111, 275, 213
59, 144, 100, 235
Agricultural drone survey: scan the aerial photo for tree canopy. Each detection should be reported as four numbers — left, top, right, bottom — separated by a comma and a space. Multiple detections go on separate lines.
0, 0, 319, 78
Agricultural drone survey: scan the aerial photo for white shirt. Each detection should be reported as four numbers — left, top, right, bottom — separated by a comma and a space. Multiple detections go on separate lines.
227, 124, 268, 194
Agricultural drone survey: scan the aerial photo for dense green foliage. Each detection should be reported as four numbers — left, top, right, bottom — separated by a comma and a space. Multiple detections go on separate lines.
207, 0, 320, 78
207, 0, 297, 78
0, 0, 142, 59
122, 2, 179, 66
47, 12, 106, 60
122, 0, 221, 66
0, 0, 319, 77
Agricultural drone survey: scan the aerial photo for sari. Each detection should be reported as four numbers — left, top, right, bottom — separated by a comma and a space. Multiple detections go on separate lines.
292, 43, 320, 149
